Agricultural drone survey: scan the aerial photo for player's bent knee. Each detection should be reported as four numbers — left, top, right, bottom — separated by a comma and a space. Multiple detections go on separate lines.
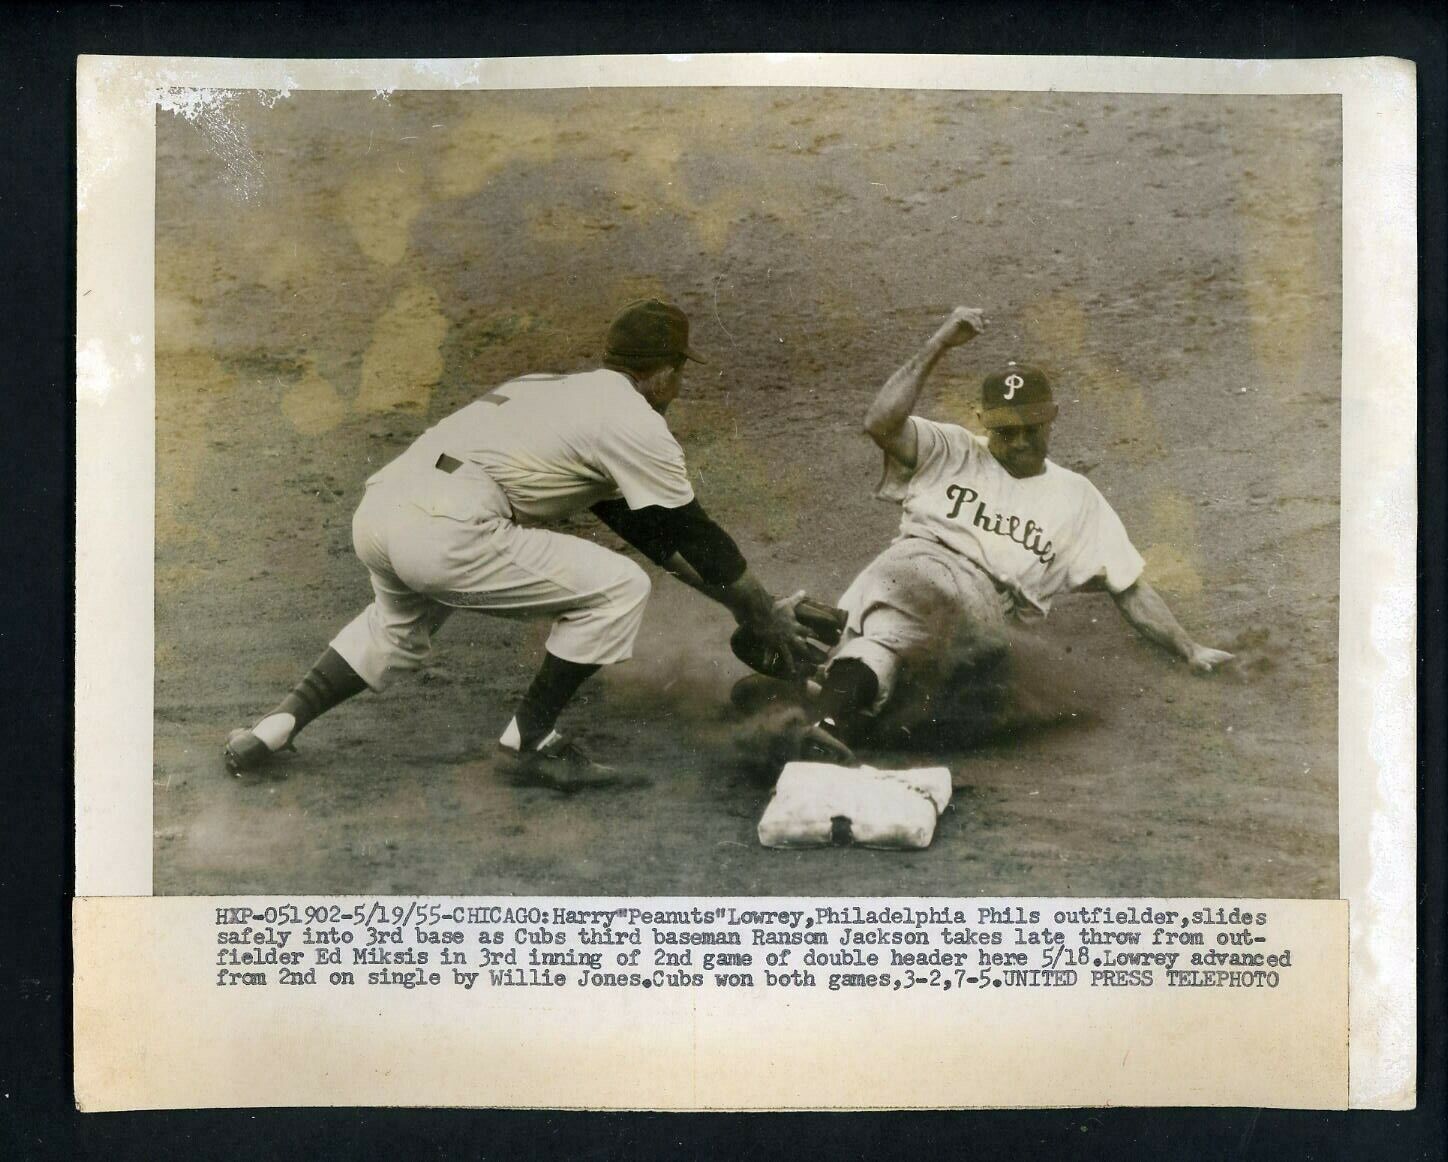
615, 560, 652, 608
910, 562, 960, 606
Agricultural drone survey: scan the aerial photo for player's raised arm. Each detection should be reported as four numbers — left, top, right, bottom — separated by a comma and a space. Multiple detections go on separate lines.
1111, 579, 1235, 674
863, 306, 986, 467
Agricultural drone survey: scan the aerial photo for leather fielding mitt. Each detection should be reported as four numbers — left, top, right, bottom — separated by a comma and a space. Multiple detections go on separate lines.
730, 596, 848, 681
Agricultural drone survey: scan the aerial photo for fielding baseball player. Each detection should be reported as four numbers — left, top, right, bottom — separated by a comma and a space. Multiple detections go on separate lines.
746, 306, 1234, 763
225, 299, 817, 791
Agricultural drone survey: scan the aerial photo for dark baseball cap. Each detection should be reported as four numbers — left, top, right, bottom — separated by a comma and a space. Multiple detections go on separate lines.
980, 363, 1059, 429
605, 298, 706, 364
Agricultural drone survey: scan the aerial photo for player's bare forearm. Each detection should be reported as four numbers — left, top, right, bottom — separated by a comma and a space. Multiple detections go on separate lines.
864, 306, 986, 466
1114, 580, 1192, 655
862, 335, 947, 463
1112, 580, 1234, 674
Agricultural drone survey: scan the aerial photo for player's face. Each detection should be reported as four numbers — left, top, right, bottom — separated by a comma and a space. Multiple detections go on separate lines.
988, 421, 1051, 478
643, 361, 687, 413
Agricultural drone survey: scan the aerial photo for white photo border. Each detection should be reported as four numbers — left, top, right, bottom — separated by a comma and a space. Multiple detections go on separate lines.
75, 53, 1416, 1107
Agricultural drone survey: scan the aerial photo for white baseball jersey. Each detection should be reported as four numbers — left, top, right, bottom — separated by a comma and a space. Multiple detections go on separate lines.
332, 369, 695, 687
373, 369, 695, 521
877, 416, 1144, 615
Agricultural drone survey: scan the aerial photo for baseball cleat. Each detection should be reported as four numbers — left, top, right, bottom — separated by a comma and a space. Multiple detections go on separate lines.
496, 734, 652, 793
795, 720, 860, 767
223, 728, 295, 777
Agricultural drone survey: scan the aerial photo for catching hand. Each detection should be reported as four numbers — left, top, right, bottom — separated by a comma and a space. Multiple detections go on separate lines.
732, 592, 847, 681
759, 590, 819, 675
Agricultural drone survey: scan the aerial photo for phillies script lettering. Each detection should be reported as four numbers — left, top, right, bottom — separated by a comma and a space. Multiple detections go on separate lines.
944, 485, 1056, 566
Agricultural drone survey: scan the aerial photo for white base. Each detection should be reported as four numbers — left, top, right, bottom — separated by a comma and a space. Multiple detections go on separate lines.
758, 762, 953, 850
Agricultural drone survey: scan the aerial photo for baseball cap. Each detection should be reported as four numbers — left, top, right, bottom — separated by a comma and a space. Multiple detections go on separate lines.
979, 363, 1059, 429
605, 298, 706, 364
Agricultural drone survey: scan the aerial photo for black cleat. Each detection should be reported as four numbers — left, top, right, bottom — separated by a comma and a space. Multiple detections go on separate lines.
496, 735, 651, 793
223, 728, 295, 778
796, 720, 860, 767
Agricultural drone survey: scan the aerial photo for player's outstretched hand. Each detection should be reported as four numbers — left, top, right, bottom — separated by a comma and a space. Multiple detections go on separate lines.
731, 593, 842, 682
936, 306, 987, 347
1187, 644, 1235, 675
758, 590, 821, 675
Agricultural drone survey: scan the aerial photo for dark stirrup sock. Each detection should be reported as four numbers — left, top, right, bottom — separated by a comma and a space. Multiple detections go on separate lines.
814, 658, 880, 727
274, 647, 369, 737
515, 652, 602, 750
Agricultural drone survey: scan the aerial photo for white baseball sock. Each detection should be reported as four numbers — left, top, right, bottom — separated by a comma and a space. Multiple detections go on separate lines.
498, 717, 562, 753
251, 712, 296, 751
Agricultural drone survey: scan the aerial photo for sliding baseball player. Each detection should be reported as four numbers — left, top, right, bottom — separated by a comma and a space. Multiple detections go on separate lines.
739, 306, 1235, 762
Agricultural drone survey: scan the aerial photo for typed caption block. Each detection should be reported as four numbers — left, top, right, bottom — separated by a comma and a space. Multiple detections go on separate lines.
212, 900, 1305, 994
76, 896, 1347, 1110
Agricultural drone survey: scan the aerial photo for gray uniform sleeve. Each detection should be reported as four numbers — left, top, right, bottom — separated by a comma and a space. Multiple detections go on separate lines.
1063, 483, 1146, 594
875, 417, 971, 502
594, 404, 696, 511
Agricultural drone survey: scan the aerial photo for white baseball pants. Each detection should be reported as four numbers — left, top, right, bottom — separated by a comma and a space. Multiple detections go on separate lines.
830, 535, 1011, 712
329, 464, 650, 691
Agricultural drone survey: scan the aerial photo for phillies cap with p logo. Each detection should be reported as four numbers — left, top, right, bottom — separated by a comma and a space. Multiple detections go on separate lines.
980, 363, 1059, 429
605, 298, 706, 364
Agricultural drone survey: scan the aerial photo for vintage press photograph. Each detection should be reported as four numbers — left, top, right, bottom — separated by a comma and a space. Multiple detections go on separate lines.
153, 86, 1341, 897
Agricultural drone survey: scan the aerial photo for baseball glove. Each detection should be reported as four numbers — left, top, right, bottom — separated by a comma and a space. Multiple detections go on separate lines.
730, 596, 847, 680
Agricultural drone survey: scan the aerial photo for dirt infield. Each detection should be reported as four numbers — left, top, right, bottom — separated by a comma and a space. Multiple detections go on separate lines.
153, 88, 1341, 897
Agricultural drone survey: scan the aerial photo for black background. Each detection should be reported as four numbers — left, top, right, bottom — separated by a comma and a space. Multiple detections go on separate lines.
2, 1, 1443, 1157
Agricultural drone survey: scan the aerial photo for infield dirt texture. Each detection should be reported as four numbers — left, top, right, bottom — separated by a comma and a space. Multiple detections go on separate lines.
153, 88, 1341, 897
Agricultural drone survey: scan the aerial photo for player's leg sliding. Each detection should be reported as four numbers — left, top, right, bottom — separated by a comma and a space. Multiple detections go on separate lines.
796, 657, 876, 766
496, 651, 651, 792
815, 657, 879, 734
224, 647, 368, 776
